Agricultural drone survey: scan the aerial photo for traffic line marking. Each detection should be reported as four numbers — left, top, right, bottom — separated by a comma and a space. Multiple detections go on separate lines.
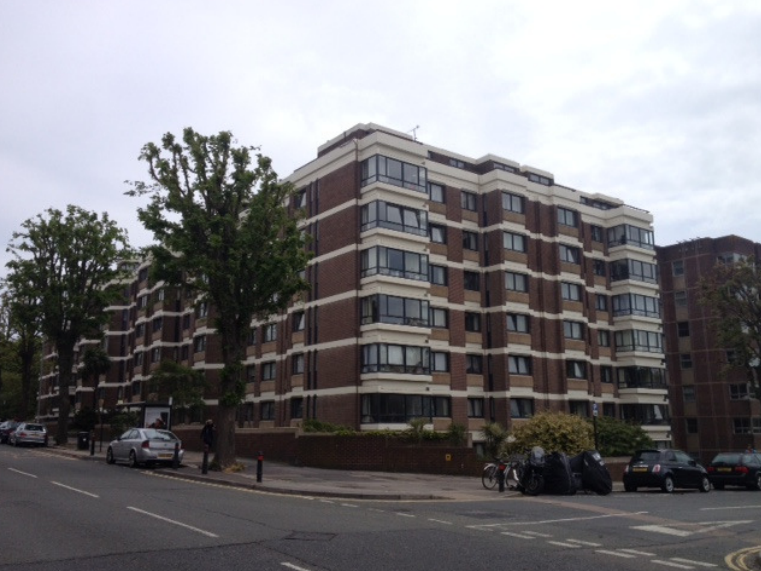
669, 558, 717, 567
8, 468, 37, 478
596, 550, 636, 558
428, 519, 452, 525
127, 506, 218, 538
566, 539, 602, 547
281, 563, 312, 571
395, 512, 415, 518
501, 531, 536, 539
620, 548, 656, 556
633, 525, 691, 537
51, 481, 99, 498
523, 531, 552, 537
548, 541, 581, 548
651, 560, 694, 569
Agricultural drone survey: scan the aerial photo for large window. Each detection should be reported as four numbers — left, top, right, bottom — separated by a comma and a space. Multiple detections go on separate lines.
361, 394, 451, 423
559, 244, 581, 264
510, 398, 534, 418
361, 200, 428, 237
507, 313, 530, 333
465, 312, 481, 332
430, 307, 448, 328
612, 293, 660, 318
463, 231, 479, 251
561, 282, 582, 301
564, 320, 584, 340
614, 329, 663, 353
361, 155, 427, 193
262, 362, 276, 381
607, 224, 655, 250
292, 354, 304, 375
620, 404, 669, 425
361, 294, 430, 327
429, 264, 448, 286
429, 224, 447, 244
557, 207, 578, 228
263, 323, 277, 343
466, 354, 483, 374
461, 191, 477, 211
502, 192, 525, 214
610, 259, 658, 284
429, 182, 445, 203
508, 355, 532, 375
430, 352, 449, 372
468, 398, 485, 418
362, 344, 430, 374
361, 246, 429, 282
566, 360, 587, 379
292, 311, 305, 332
505, 271, 529, 292
464, 271, 480, 291
616, 366, 667, 389
260, 401, 275, 421
503, 232, 527, 252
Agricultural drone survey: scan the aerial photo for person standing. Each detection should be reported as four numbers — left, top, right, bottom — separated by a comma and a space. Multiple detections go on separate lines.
200, 419, 214, 450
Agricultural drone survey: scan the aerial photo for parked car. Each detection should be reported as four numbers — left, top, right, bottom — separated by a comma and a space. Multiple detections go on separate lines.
0, 420, 20, 444
623, 449, 710, 493
106, 428, 184, 468
8, 422, 48, 447
706, 452, 761, 490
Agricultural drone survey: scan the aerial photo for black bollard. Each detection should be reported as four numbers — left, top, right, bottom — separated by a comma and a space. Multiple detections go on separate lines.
89, 431, 95, 457
256, 451, 263, 483
172, 442, 180, 470
202, 444, 209, 474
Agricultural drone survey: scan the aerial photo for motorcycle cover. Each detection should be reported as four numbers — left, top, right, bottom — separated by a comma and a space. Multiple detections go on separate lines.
542, 451, 577, 495
570, 450, 612, 495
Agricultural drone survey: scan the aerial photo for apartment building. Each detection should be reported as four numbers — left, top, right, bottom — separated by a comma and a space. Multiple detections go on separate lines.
657, 236, 761, 462
38, 123, 668, 446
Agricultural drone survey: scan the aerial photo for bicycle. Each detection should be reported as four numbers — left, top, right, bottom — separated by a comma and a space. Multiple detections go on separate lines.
481, 456, 523, 490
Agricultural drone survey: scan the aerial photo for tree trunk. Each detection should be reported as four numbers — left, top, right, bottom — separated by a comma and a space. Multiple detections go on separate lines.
214, 404, 237, 468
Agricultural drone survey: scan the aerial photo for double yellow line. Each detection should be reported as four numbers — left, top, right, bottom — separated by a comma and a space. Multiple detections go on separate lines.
725, 546, 761, 570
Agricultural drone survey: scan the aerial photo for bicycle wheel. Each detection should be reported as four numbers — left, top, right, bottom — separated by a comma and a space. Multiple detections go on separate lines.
482, 464, 498, 489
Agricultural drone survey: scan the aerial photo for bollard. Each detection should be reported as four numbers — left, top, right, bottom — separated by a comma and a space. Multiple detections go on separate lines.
498, 465, 505, 493
172, 442, 180, 470
89, 431, 95, 457
202, 444, 209, 474
256, 451, 263, 483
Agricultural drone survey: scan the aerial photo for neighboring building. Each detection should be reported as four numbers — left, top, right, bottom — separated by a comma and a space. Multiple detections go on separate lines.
657, 236, 761, 462
38, 123, 668, 446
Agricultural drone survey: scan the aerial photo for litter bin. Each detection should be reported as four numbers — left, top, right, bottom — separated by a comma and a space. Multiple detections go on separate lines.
77, 431, 90, 450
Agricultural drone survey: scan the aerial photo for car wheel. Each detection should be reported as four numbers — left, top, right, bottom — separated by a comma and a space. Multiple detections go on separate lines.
106, 448, 115, 465
748, 473, 761, 491
624, 482, 637, 493
699, 476, 711, 493
523, 474, 544, 496
128, 450, 138, 468
661, 475, 675, 493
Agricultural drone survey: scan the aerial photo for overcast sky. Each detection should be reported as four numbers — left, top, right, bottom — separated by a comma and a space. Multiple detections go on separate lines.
2, 1, 760, 275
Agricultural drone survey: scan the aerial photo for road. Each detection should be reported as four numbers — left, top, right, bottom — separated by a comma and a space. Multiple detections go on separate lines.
1, 445, 759, 571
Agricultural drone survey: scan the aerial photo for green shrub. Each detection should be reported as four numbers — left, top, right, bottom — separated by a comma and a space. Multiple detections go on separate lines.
590, 415, 654, 456
446, 422, 468, 446
505, 412, 594, 456
481, 422, 509, 459
301, 418, 357, 435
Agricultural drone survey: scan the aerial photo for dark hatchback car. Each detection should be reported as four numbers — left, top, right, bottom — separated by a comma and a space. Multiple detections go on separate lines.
0, 420, 20, 444
623, 449, 711, 493
706, 452, 761, 490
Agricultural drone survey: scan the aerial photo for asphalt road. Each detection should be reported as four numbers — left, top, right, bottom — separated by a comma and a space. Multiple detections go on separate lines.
1, 445, 759, 571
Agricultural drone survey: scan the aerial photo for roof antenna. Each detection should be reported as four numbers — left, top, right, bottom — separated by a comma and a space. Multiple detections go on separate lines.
409, 125, 420, 141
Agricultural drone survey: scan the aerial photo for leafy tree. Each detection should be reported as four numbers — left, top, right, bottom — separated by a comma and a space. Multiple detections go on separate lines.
127, 128, 310, 467
480, 422, 509, 459
147, 360, 207, 423
505, 412, 595, 456
590, 415, 653, 457
699, 256, 761, 403
5, 205, 132, 444
82, 347, 111, 409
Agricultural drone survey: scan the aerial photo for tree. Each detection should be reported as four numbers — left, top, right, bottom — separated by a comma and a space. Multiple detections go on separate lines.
147, 360, 207, 423
590, 416, 653, 457
82, 347, 111, 410
5, 205, 132, 444
700, 256, 761, 404
127, 128, 310, 467
505, 412, 595, 456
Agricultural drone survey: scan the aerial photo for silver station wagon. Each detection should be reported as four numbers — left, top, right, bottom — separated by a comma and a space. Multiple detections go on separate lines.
106, 428, 184, 468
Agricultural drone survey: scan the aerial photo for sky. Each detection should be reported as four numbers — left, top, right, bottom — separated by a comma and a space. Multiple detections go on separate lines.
2, 0, 760, 275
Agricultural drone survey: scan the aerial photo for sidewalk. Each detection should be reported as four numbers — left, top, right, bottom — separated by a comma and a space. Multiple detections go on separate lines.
44, 444, 622, 501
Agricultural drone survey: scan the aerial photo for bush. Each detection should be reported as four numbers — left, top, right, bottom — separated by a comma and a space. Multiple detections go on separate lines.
446, 422, 468, 446
505, 412, 594, 456
481, 422, 509, 459
301, 418, 357, 435
71, 407, 98, 431
108, 411, 140, 437
590, 416, 654, 457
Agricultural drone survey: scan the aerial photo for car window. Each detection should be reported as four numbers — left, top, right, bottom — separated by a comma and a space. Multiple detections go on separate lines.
742, 454, 759, 466
664, 451, 677, 462
714, 453, 741, 464
25, 424, 44, 431
633, 451, 661, 462
673, 451, 692, 463
143, 429, 174, 441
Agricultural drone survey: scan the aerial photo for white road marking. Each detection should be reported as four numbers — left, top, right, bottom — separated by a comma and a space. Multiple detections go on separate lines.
523, 531, 552, 537
652, 560, 694, 569
548, 541, 581, 548
633, 525, 692, 537
281, 563, 312, 571
127, 506, 219, 538
395, 512, 415, 518
701, 505, 761, 511
620, 548, 656, 556
669, 558, 717, 568
51, 481, 99, 498
478, 511, 648, 528
427, 519, 452, 525
596, 549, 636, 558
633, 521, 752, 537
8, 468, 37, 478
340, 503, 359, 508
501, 531, 536, 539
566, 539, 602, 547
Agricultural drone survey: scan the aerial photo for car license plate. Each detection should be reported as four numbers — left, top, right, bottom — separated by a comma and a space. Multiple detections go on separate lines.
632, 467, 648, 472
718, 467, 732, 472
158, 453, 172, 459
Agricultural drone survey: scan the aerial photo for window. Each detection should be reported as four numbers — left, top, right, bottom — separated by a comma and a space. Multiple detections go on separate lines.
194, 335, 206, 353
616, 366, 667, 389
430, 352, 449, 372
262, 362, 276, 381
361, 155, 427, 193
430, 307, 448, 328
528, 173, 552, 185
684, 418, 698, 434
152, 317, 163, 332
593, 259, 606, 277
590, 225, 604, 243
246, 365, 256, 383
291, 398, 303, 419
464, 271, 480, 291
263, 323, 277, 343
683, 385, 695, 403
733, 418, 761, 434
507, 313, 530, 333
672, 260, 684, 277
429, 264, 448, 286
361, 294, 430, 327
361, 200, 428, 237
429, 224, 447, 244
508, 355, 532, 375
460, 191, 477, 211
360, 394, 451, 423
260, 401, 275, 421
361, 344, 430, 374
429, 182, 445, 203
510, 398, 534, 418
181, 345, 189, 360
502, 192, 525, 214
503, 232, 527, 253
610, 259, 658, 284
466, 354, 483, 374
614, 330, 664, 353
730, 383, 749, 400
196, 302, 209, 318
564, 320, 584, 340
463, 231, 479, 251
557, 207, 578, 228
151, 347, 161, 363
612, 293, 660, 318
566, 360, 587, 379
468, 398, 484, 418
561, 282, 582, 302
292, 311, 305, 332
138, 268, 148, 282
598, 330, 611, 347
596, 295, 608, 312
600, 366, 613, 383
677, 321, 690, 337
134, 352, 144, 366
362, 246, 430, 282
559, 244, 581, 264
674, 290, 687, 307
248, 328, 257, 346
136, 323, 145, 338
465, 312, 481, 332
182, 314, 191, 331
292, 354, 304, 375
607, 224, 655, 250
156, 288, 165, 301
294, 189, 307, 209
680, 353, 693, 369
505, 271, 529, 292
